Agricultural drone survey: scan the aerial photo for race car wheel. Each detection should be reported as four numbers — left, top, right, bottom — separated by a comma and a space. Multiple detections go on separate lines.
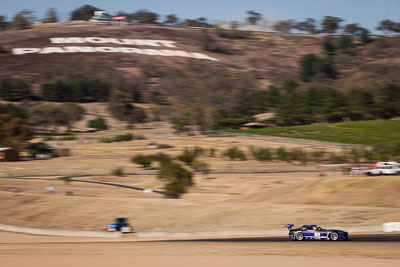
295, 233, 304, 241
330, 232, 339, 241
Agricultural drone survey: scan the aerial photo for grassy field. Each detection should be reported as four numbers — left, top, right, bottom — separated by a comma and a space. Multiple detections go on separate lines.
226, 120, 400, 145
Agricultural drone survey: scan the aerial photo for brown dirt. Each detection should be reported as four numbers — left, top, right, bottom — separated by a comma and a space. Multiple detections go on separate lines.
1, 122, 399, 232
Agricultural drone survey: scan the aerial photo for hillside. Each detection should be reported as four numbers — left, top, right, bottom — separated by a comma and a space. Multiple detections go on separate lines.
0, 23, 320, 85
1, 23, 398, 91
1, 24, 400, 134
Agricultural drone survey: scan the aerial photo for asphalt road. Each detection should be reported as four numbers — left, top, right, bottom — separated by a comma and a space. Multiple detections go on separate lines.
145, 234, 400, 243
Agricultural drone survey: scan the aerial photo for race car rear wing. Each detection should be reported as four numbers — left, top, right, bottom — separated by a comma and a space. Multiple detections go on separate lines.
285, 224, 294, 230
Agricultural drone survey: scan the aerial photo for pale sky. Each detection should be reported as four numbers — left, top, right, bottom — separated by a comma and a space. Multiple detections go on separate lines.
1, 0, 399, 32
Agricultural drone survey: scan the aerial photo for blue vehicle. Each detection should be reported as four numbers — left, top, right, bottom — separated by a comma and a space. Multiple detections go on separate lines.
104, 217, 132, 233
285, 224, 348, 241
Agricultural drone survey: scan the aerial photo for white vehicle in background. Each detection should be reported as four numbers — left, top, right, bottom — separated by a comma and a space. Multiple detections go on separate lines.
364, 162, 400, 176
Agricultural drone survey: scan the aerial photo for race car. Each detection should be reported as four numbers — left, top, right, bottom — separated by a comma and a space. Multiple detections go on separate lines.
285, 224, 348, 241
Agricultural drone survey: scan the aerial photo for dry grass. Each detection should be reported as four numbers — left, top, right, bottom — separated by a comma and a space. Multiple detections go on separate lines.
1, 122, 399, 232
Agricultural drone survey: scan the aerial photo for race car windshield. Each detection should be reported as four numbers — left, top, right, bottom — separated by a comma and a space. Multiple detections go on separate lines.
315, 226, 325, 230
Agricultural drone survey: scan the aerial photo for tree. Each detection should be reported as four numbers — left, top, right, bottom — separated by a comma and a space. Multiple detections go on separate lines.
337, 35, 354, 50
108, 90, 147, 126
343, 23, 360, 34
70, 5, 99, 21
181, 19, 200, 27
295, 18, 317, 34
58, 103, 84, 131
377, 19, 400, 33
274, 20, 294, 33
0, 79, 32, 101
0, 115, 32, 149
165, 14, 178, 25
196, 17, 209, 27
246, 10, 262, 25
322, 37, 336, 56
0, 15, 9, 31
299, 54, 319, 82
321, 16, 343, 34
43, 8, 58, 23
158, 162, 193, 198
12, 10, 35, 28
130, 10, 159, 24
357, 27, 372, 44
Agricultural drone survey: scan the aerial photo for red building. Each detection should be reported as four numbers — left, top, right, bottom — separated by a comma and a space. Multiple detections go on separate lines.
0, 148, 20, 162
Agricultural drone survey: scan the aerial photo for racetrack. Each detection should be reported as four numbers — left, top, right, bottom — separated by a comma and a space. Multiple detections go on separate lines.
1, 231, 400, 267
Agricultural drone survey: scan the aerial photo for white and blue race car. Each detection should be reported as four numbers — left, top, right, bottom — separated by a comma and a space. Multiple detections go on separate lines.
285, 224, 348, 241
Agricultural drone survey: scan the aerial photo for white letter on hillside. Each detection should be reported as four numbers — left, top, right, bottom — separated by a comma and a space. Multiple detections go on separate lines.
118, 47, 143, 54
12, 48, 40, 55
63, 46, 96, 53
50, 37, 85, 44
191, 52, 218, 61
155, 40, 177, 48
85, 37, 108, 43
39, 47, 66, 54
95, 47, 119, 52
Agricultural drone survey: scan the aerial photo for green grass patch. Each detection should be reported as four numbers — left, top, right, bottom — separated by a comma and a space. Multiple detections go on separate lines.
224, 120, 400, 145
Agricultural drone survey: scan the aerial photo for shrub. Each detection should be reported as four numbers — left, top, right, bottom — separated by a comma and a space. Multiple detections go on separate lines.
310, 150, 325, 162
132, 154, 153, 168
100, 133, 145, 143
223, 147, 246, 161
276, 147, 288, 161
192, 161, 210, 175
112, 167, 124, 177
288, 148, 308, 164
151, 153, 173, 164
176, 147, 204, 166
329, 153, 347, 164
88, 117, 108, 130
250, 147, 272, 161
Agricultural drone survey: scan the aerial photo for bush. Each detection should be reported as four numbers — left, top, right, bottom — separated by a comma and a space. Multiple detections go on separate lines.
329, 153, 348, 164
151, 153, 173, 164
176, 147, 204, 166
276, 147, 288, 161
112, 167, 124, 177
132, 154, 153, 168
158, 162, 193, 198
310, 150, 325, 162
100, 133, 145, 143
288, 148, 308, 164
250, 147, 272, 161
88, 117, 108, 130
223, 147, 246, 161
